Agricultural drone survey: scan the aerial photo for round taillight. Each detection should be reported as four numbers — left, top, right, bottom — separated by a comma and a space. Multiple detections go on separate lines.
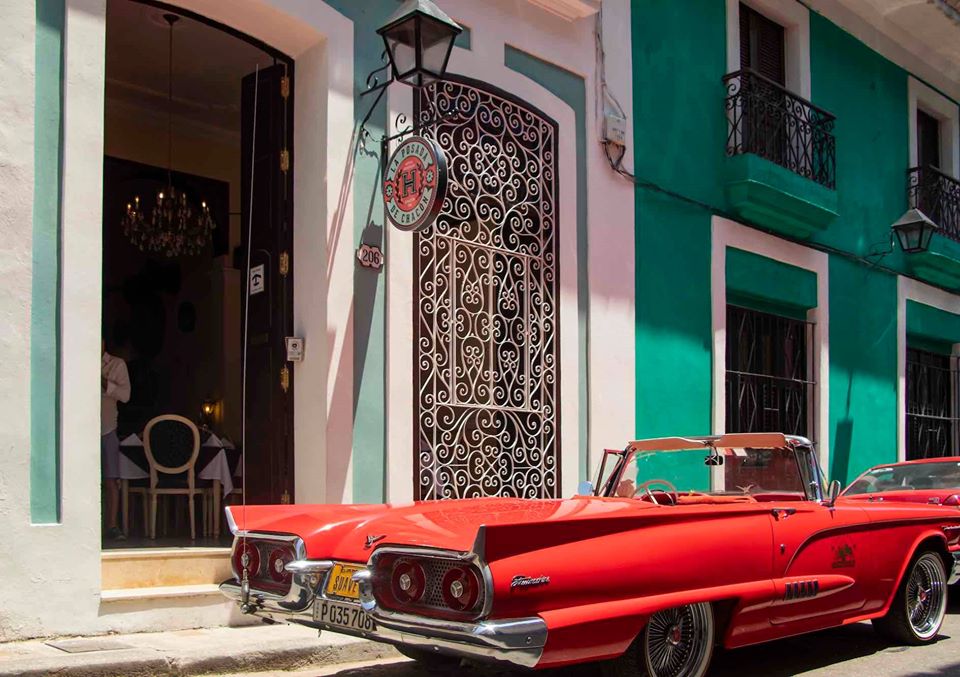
441, 566, 480, 612
268, 547, 293, 584
233, 541, 260, 580
391, 560, 426, 603
945, 494, 960, 506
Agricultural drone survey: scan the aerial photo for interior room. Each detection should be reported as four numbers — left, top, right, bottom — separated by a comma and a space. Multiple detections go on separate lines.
101, 0, 283, 547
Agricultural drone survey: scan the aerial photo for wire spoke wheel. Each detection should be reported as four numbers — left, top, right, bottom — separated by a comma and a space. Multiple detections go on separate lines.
873, 549, 948, 645
906, 552, 947, 640
642, 603, 714, 677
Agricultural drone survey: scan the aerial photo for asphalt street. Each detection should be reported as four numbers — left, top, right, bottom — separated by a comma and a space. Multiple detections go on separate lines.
221, 595, 960, 677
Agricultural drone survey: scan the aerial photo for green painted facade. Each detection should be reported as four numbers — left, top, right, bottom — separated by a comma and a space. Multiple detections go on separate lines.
726, 247, 817, 318
31, 0, 65, 523
631, 0, 960, 484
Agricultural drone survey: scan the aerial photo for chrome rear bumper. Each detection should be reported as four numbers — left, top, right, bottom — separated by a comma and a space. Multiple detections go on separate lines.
220, 570, 546, 668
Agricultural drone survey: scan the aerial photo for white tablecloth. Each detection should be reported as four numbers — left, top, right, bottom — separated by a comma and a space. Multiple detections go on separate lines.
119, 433, 240, 497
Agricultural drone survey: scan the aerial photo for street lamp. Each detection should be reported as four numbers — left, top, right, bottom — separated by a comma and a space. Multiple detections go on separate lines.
377, 0, 463, 88
892, 208, 937, 254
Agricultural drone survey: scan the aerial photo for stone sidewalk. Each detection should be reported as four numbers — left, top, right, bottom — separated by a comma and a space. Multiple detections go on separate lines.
0, 623, 397, 677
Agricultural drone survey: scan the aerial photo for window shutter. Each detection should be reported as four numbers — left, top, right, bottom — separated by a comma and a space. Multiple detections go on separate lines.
740, 4, 785, 85
917, 109, 941, 170
739, 6, 751, 71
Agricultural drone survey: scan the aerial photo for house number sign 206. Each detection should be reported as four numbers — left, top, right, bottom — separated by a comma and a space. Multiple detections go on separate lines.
356, 243, 384, 271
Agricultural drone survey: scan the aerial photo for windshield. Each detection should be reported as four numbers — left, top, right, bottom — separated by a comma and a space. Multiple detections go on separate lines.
844, 461, 960, 495
599, 446, 816, 501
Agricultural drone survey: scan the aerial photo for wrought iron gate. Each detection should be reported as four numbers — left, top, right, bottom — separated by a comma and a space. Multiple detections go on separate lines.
414, 79, 559, 500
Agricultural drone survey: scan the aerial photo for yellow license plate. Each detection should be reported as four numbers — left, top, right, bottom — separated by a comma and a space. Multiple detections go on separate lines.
325, 563, 362, 600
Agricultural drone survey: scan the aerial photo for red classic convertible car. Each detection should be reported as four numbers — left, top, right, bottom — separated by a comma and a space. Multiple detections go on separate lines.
843, 456, 960, 506
221, 433, 960, 676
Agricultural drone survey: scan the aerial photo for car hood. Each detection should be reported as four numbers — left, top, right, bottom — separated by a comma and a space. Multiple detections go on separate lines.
227, 496, 665, 562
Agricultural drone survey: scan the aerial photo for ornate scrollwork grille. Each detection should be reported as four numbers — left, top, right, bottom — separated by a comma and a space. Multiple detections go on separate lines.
413, 79, 559, 500
723, 69, 836, 189
909, 166, 960, 242
725, 305, 814, 438
906, 347, 960, 459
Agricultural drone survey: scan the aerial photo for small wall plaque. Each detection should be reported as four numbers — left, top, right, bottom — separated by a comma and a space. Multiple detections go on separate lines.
356, 243, 384, 271
285, 337, 305, 362
249, 263, 265, 295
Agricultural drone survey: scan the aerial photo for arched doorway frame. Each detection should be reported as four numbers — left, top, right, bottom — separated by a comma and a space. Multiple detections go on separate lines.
385, 44, 580, 503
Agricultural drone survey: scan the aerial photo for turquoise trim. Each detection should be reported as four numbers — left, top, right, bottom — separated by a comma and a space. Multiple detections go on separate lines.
724, 154, 838, 240
726, 247, 817, 320
906, 300, 960, 348
903, 233, 960, 291
31, 0, 65, 524
503, 45, 590, 484
455, 25, 471, 50
907, 334, 954, 356
326, 0, 394, 503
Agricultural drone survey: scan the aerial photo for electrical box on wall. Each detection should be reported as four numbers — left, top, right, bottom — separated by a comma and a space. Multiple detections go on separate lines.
603, 112, 627, 147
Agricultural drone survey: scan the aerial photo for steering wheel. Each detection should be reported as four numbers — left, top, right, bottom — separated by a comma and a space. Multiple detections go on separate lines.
638, 479, 679, 506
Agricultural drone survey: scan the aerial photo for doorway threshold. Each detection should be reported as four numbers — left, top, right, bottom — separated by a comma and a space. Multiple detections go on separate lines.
102, 547, 232, 593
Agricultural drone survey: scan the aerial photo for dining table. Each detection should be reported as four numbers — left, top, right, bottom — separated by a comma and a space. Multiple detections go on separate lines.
117, 429, 242, 539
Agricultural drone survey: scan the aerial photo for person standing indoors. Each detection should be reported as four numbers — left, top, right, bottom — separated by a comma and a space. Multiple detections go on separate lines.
102, 339, 131, 540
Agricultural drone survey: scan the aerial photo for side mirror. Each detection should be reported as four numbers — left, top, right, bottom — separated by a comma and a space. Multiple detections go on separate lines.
826, 479, 842, 507
577, 480, 595, 497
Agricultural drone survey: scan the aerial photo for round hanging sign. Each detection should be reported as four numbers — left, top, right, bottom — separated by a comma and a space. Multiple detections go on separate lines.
382, 135, 448, 232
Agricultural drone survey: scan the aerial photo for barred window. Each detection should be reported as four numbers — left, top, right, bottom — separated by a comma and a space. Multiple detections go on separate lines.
726, 305, 813, 438
906, 347, 959, 460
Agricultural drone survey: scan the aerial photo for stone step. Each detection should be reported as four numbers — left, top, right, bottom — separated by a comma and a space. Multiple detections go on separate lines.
102, 547, 232, 590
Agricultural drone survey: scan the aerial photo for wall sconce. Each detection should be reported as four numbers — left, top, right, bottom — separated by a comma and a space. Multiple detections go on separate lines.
892, 208, 937, 254
201, 399, 218, 425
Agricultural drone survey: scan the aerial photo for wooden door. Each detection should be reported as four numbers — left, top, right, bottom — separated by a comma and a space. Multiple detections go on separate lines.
240, 63, 294, 505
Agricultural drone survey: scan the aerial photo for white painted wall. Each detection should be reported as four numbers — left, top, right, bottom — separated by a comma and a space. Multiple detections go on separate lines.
0, 0, 636, 638
0, 0, 360, 639
0, 0, 44, 642
384, 0, 636, 502
0, 0, 109, 641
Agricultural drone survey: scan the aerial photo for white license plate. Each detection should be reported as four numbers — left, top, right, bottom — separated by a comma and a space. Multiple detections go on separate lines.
313, 600, 377, 633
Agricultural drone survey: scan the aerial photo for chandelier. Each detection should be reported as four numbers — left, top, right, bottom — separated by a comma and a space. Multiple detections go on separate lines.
122, 13, 215, 258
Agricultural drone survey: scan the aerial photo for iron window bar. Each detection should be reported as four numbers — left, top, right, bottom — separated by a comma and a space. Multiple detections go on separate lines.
908, 165, 960, 243
726, 305, 815, 439
723, 68, 836, 189
906, 347, 960, 459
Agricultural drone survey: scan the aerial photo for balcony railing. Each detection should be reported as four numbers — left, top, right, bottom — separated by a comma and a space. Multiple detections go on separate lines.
724, 69, 836, 189
909, 165, 960, 242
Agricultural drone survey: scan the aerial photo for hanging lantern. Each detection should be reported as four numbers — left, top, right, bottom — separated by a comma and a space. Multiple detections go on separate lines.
377, 0, 462, 88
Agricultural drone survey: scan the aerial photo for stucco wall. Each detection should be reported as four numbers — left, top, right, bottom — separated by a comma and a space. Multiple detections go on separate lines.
630, 0, 960, 482
0, 0, 108, 640
1, 0, 637, 639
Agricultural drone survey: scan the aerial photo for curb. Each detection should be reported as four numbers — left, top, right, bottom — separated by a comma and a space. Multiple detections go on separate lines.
0, 635, 398, 677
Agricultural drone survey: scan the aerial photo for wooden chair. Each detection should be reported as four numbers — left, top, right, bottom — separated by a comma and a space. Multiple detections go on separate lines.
128, 415, 202, 540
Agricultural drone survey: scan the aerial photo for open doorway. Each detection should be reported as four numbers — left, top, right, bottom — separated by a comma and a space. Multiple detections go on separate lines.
101, 0, 294, 548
